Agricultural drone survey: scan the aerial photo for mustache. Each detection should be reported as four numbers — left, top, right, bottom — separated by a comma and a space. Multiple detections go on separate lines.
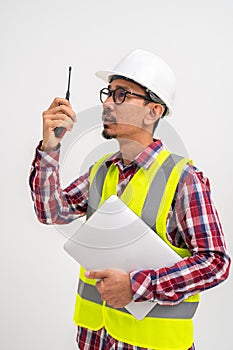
102, 108, 117, 123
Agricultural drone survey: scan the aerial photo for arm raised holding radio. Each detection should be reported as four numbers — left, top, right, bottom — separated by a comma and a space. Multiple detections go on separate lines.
29, 97, 89, 224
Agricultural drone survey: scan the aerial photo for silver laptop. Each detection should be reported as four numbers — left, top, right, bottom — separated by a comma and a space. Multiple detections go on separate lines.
64, 195, 182, 320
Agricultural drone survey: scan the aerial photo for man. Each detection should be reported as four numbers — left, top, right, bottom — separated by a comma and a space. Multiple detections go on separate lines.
29, 49, 230, 350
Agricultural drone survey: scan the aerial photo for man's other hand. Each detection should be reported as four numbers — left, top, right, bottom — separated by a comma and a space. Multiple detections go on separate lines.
85, 269, 133, 309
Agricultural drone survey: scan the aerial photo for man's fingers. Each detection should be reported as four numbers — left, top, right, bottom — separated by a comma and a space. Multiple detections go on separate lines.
44, 116, 73, 131
45, 105, 76, 121
84, 270, 109, 280
43, 117, 74, 134
48, 97, 71, 109
43, 108, 76, 123
45, 97, 77, 124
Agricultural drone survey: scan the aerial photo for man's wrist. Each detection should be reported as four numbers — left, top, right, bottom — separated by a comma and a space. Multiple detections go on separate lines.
35, 141, 61, 167
40, 142, 60, 152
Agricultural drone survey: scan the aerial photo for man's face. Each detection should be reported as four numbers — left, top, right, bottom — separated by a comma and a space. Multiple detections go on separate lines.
101, 79, 151, 141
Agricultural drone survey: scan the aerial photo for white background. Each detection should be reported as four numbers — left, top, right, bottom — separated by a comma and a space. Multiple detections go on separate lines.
0, 0, 232, 349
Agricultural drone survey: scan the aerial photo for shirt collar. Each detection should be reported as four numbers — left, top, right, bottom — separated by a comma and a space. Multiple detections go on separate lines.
105, 139, 164, 170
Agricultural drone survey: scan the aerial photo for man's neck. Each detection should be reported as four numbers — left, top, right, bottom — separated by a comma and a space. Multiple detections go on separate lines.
117, 135, 154, 165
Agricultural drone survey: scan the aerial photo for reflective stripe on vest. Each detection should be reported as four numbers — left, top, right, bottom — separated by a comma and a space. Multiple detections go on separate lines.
74, 150, 200, 349
78, 279, 199, 319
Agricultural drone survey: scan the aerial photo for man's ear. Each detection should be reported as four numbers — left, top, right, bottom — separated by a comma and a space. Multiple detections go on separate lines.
144, 103, 164, 126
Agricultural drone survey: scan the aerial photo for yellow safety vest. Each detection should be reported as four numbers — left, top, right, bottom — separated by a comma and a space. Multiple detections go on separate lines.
73, 149, 200, 350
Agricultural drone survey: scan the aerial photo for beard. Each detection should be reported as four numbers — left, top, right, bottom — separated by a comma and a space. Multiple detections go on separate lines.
102, 108, 117, 139
102, 128, 117, 139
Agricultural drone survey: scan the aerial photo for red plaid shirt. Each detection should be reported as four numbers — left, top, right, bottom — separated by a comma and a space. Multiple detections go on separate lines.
29, 139, 230, 350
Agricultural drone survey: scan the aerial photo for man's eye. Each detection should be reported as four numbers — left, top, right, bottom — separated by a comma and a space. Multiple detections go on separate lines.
116, 90, 125, 98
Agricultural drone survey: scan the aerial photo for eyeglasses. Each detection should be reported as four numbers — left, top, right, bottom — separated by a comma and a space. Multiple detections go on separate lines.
100, 87, 153, 105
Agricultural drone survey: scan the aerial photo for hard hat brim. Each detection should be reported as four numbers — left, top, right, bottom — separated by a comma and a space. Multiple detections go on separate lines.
95, 69, 172, 117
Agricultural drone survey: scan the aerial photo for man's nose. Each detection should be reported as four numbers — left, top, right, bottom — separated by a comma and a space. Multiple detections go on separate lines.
103, 96, 115, 109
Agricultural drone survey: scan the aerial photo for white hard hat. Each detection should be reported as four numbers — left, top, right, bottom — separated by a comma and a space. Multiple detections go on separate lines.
96, 49, 176, 117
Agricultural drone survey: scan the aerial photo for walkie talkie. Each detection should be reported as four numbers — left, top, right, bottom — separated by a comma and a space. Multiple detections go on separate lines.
54, 66, 72, 138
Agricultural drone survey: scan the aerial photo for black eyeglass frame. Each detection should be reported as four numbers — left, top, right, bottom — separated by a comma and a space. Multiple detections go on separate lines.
100, 87, 166, 106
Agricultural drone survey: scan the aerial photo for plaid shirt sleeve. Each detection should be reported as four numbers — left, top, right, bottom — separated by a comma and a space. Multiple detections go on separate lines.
29, 142, 90, 224
130, 164, 231, 305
